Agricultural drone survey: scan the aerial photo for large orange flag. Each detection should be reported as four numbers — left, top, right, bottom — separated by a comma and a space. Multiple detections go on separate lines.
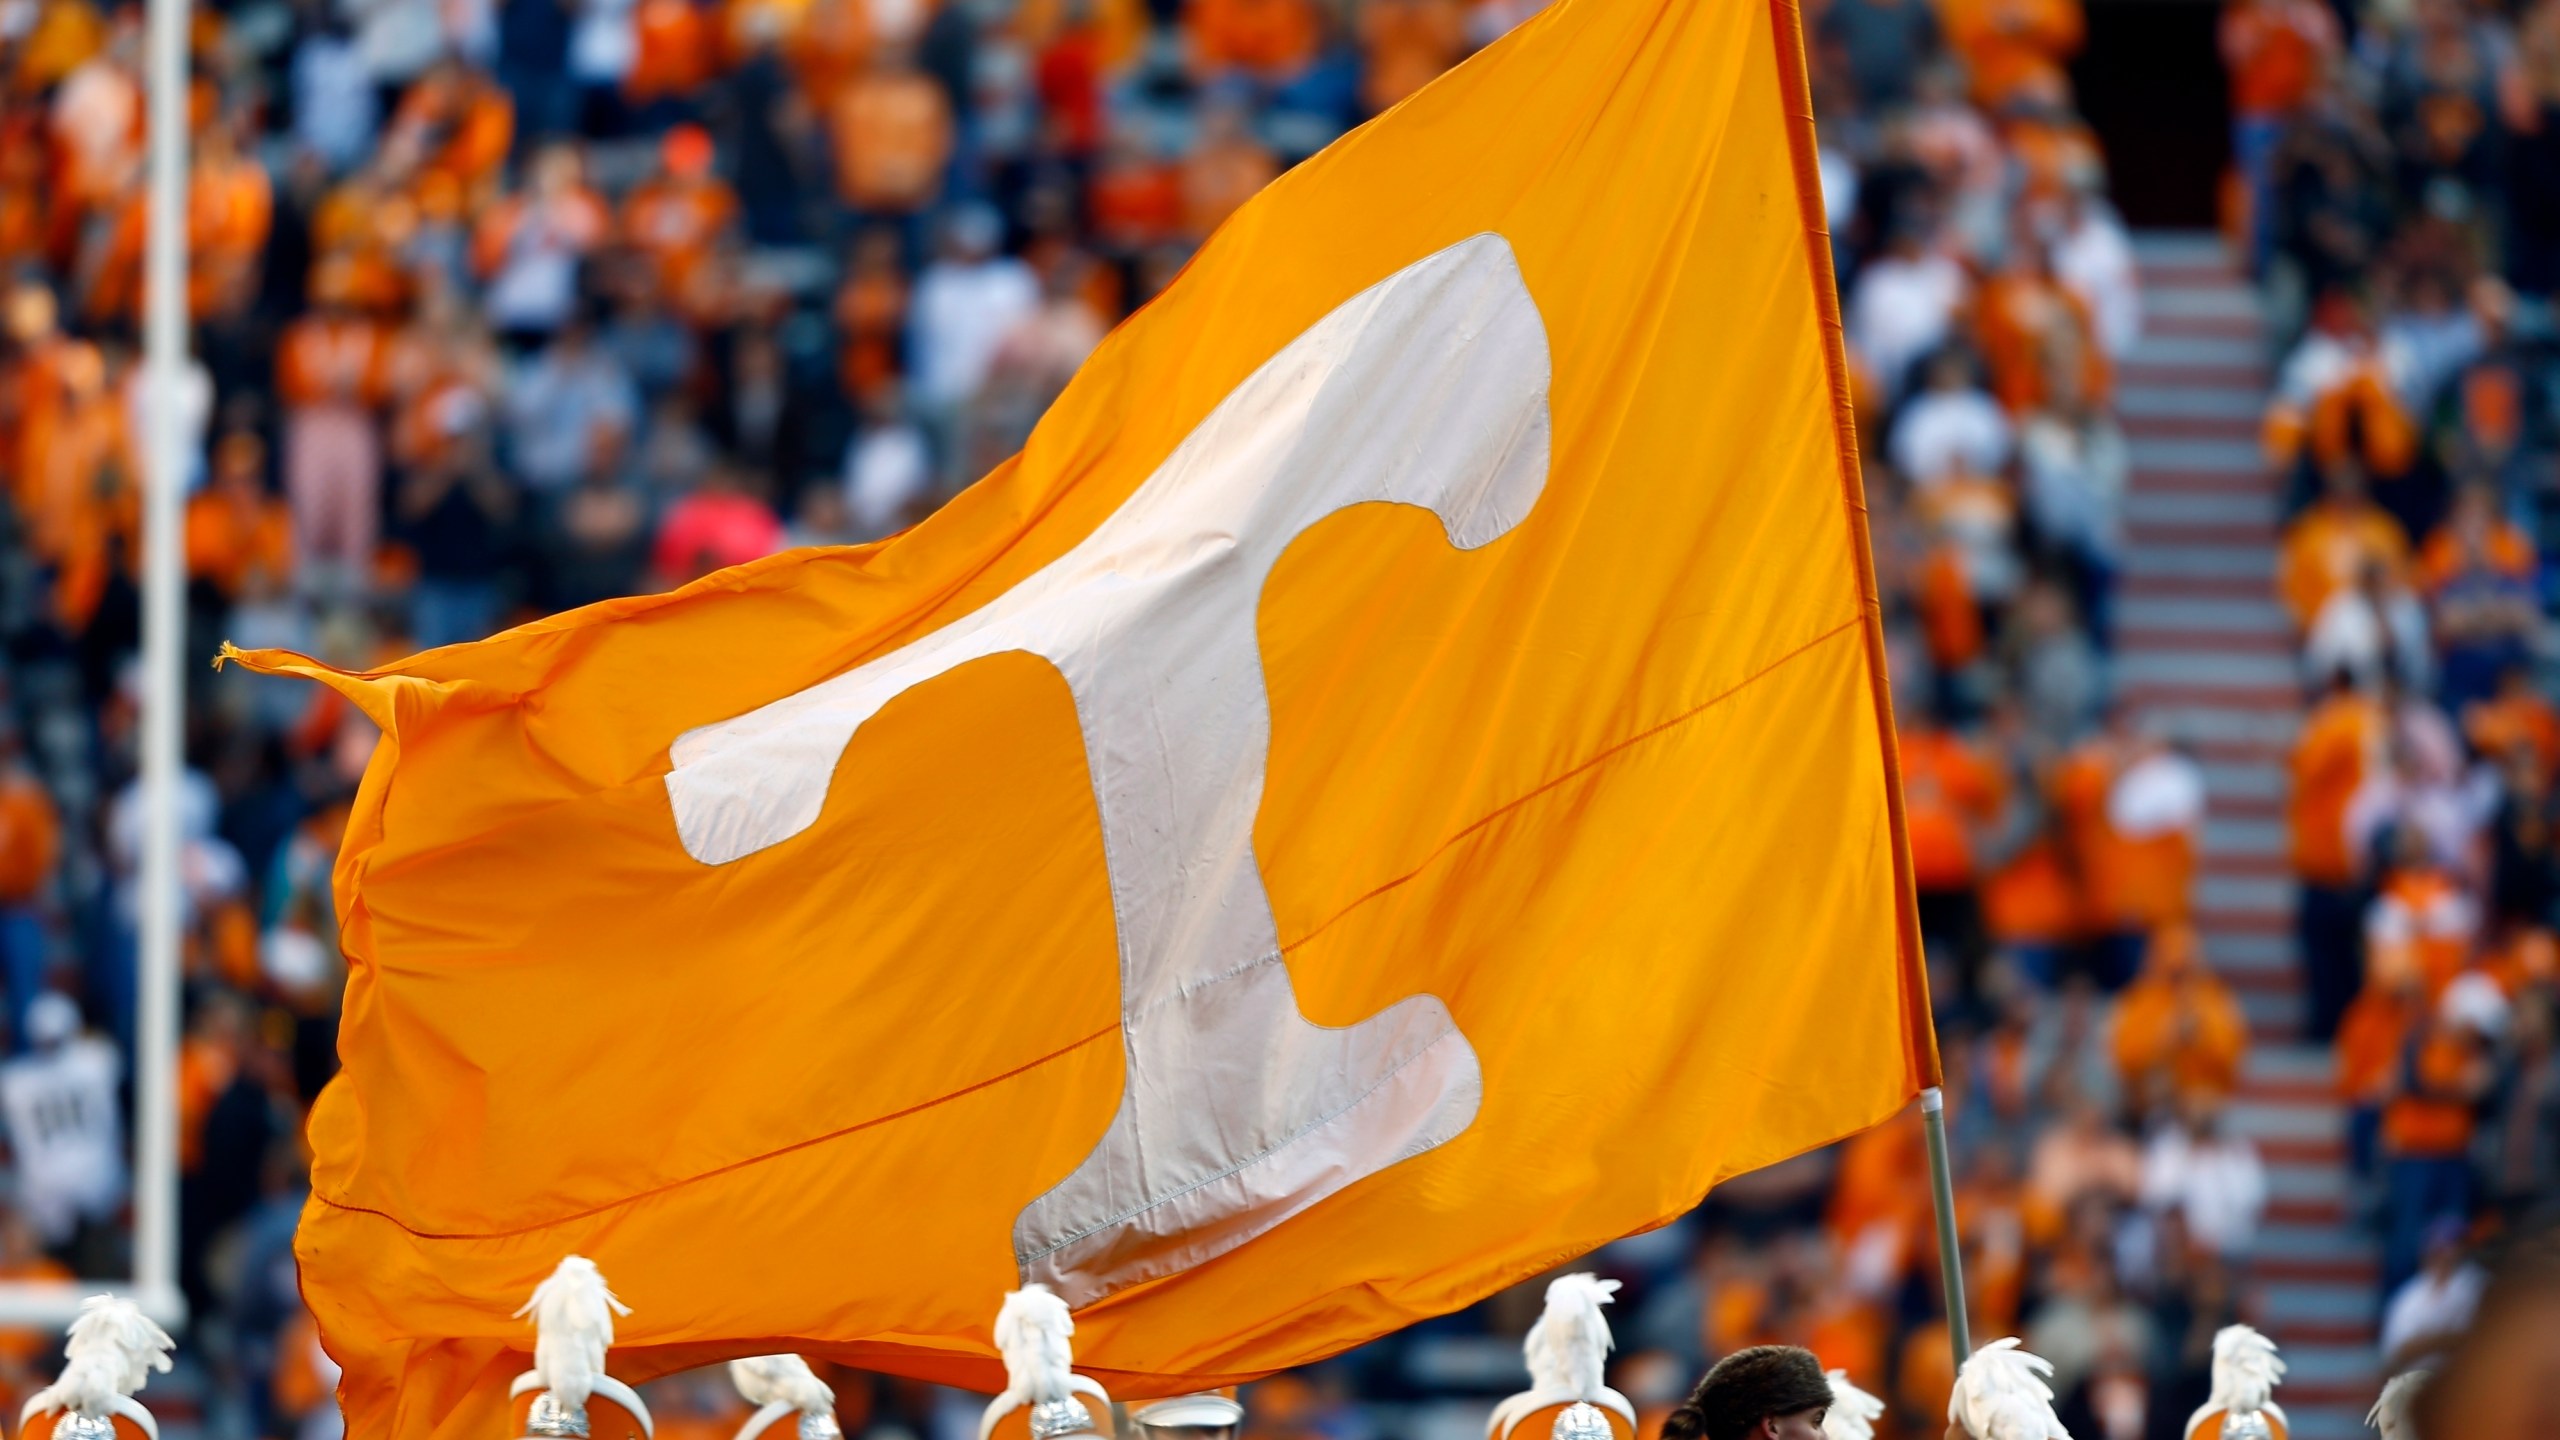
233, 0, 1935, 1431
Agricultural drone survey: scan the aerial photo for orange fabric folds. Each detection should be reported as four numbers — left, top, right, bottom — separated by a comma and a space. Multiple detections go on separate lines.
229, 0, 1933, 1435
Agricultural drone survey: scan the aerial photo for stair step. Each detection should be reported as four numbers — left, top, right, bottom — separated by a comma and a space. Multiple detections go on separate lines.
2117, 594, 2290, 633
2115, 651, 2293, 690
2124, 489, 2281, 525
2130, 436, 2273, 474
2127, 335, 2269, 370
2131, 231, 2237, 265
2117, 384, 2269, 423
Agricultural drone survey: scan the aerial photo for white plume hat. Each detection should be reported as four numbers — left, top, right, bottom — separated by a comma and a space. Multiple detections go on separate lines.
2184, 1325, 2287, 1440
1949, 1338, 2071, 1440
979, 1286, 1113, 1440
508, 1256, 655, 1440
19, 1296, 175, 1440
1487, 1275, 1638, 1440
731, 1355, 841, 1440
1822, 1370, 1885, 1440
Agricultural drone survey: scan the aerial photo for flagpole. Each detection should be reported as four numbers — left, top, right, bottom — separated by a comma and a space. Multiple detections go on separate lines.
1919, 1086, 1971, 1370
135, 0, 189, 1327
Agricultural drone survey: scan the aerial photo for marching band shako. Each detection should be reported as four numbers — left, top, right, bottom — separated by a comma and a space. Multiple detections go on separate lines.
2183, 1326, 2289, 1440
1486, 1276, 1637, 1440
730, 1354, 845, 1440
979, 1286, 1114, 1440
509, 1257, 655, 1440
18, 1297, 176, 1440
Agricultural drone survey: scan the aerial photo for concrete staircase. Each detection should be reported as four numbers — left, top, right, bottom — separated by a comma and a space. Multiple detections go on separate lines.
2115, 233, 2378, 1440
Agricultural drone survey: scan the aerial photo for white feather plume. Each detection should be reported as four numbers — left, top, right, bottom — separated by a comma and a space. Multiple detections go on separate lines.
514, 1255, 631, 1410
1949, 1339, 2071, 1440
26, 1296, 174, 1417
1821, 1370, 1884, 1440
2364, 1370, 2427, 1440
1524, 1274, 1621, 1400
731, 1355, 836, 1416
2210, 1327, 2284, 1413
993, 1285, 1077, 1406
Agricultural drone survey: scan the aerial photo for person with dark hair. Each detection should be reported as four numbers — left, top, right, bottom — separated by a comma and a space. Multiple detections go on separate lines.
1661, 1347, 1833, 1440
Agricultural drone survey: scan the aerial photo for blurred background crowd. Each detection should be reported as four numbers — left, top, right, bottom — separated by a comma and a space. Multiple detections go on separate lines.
0, 0, 2546, 1434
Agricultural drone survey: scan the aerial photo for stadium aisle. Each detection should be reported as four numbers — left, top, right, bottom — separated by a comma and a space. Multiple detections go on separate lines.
2116, 231, 2375, 1440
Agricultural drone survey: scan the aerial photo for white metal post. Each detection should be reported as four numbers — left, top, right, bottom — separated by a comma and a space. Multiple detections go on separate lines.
0, 0, 195, 1338
130, 0, 190, 1328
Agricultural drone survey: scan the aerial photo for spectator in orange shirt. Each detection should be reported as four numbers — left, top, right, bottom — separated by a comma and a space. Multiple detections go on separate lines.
1357, 0, 1468, 116
1182, 102, 1279, 240
1936, 0, 2083, 110
621, 125, 741, 321
2466, 662, 2560, 778
831, 48, 955, 223
2277, 453, 2412, 630
2056, 714, 2205, 987
0, 725, 58, 1046
2380, 986, 2498, 1294
2366, 823, 2481, 1004
626, 0, 721, 119
2420, 482, 2539, 710
2293, 667, 2387, 1038
275, 270, 389, 591
2109, 925, 2248, 1112
184, 430, 295, 605
2220, 0, 2339, 269
1899, 702, 2006, 988
2338, 946, 2423, 1184
1188, 0, 1321, 82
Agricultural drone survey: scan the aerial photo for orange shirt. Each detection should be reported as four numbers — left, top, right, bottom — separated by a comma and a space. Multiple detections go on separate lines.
2381, 1028, 2481, 1157
1937, 0, 2084, 107
2336, 985, 2417, 1102
277, 314, 390, 409
2365, 866, 2476, 999
1983, 835, 2082, 945
622, 176, 739, 303
1181, 137, 1279, 239
2110, 970, 2247, 1100
2289, 690, 2382, 886
2464, 689, 2560, 772
1975, 271, 2109, 414
1358, 0, 1468, 113
1188, 0, 1320, 76
185, 486, 294, 599
831, 72, 954, 212
1900, 728, 2004, 891
2416, 517, 2536, 597
629, 0, 721, 99
2221, 0, 2336, 117
2276, 497, 2410, 629
0, 768, 60, 905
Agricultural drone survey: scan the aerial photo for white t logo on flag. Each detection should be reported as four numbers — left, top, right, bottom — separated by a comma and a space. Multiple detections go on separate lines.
664, 234, 1553, 1303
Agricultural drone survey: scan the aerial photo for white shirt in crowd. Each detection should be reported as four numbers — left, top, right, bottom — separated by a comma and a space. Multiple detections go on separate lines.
2053, 205, 2142, 360
909, 256, 1042, 409
0, 1032, 129, 1244
1848, 250, 1965, 402
2304, 583, 2432, 695
2380, 1261, 2485, 1362
844, 423, 934, 538
2140, 1122, 2266, 1257
1890, 385, 2013, 486
2019, 411, 2128, 561
292, 29, 381, 173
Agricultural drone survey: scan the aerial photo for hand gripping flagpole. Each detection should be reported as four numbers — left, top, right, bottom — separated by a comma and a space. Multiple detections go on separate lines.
1919, 1086, 1970, 1370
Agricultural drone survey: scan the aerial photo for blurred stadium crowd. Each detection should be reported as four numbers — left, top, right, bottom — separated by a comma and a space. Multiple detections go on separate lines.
0, 0, 2545, 1434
